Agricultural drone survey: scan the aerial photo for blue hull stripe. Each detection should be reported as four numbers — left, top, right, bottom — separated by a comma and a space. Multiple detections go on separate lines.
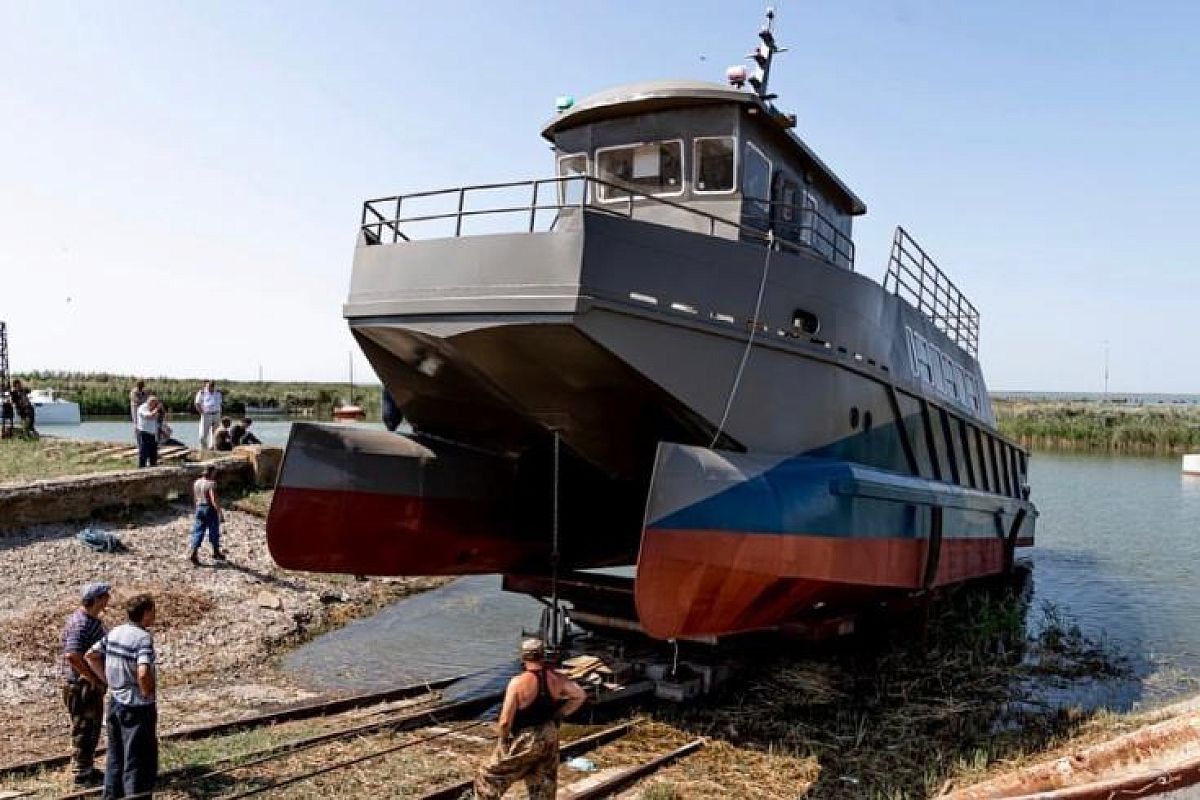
647, 443, 1036, 543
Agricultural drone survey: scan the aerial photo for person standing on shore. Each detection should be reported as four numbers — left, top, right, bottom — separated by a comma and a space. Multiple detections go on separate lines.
193, 381, 222, 450
11, 378, 36, 437
135, 396, 162, 468
187, 465, 225, 566
86, 594, 159, 800
128, 381, 146, 445
60, 582, 111, 788
474, 638, 587, 800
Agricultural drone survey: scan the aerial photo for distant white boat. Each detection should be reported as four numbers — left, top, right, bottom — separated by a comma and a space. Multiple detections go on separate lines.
29, 388, 81, 425
1184, 454, 1200, 475
245, 404, 287, 417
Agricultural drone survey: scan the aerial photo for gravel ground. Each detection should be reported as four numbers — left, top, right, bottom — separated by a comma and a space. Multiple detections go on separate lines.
0, 503, 443, 767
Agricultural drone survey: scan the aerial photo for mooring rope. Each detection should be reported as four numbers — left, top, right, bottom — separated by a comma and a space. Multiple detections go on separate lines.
710, 228, 775, 448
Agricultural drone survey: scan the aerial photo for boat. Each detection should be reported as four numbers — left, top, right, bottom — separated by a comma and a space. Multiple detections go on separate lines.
29, 388, 81, 425
333, 353, 367, 420
332, 404, 366, 421
267, 9, 1037, 641
245, 404, 287, 417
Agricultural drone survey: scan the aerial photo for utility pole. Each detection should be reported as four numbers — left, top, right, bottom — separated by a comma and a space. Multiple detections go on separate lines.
1103, 340, 1110, 401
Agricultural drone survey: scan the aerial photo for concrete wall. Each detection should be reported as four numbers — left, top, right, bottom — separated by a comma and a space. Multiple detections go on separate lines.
0, 446, 281, 533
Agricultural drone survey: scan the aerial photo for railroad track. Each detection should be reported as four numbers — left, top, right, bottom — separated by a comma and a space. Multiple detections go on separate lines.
11, 673, 703, 799
0, 671, 481, 779
47, 692, 504, 800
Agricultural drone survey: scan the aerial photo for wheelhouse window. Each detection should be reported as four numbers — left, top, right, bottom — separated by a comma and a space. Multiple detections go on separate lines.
693, 136, 735, 193
742, 142, 771, 213
557, 153, 588, 205
596, 141, 683, 201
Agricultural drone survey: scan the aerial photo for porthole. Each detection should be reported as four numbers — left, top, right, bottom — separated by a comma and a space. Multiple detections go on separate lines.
863, 411, 873, 432
849, 406, 860, 428
791, 309, 820, 335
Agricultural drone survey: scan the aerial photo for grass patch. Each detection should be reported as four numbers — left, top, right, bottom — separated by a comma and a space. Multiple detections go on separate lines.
0, 437, 133, 483
0, 586, 215, 664
230, 489, 274, 518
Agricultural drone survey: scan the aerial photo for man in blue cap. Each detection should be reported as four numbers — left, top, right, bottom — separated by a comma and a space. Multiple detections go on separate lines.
60, 582, 111, 787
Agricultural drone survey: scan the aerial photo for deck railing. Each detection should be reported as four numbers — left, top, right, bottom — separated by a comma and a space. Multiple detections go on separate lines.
883, 226, 980, 356
359, 176, 855, 270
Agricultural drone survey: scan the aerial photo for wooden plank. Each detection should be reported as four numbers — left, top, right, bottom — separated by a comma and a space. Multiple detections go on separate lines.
417, 720, 641, 800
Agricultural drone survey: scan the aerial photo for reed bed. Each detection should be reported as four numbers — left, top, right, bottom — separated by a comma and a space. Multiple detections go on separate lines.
995, 399, 1200, 453
643, 578, 1131, 798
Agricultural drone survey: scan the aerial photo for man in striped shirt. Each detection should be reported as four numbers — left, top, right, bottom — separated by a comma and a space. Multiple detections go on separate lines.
86, 594, 158, 799
60, 582, 111, 787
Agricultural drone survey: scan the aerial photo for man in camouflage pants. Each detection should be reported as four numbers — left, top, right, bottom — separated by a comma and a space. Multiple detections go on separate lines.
60, 583, 111, 787
474, 638, 586, 799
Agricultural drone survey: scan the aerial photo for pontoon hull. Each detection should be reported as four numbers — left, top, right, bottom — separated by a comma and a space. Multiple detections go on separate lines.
267, 211, 1036, 639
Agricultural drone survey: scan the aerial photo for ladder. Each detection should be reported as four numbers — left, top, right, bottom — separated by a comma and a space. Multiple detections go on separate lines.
0, 321, 12, 439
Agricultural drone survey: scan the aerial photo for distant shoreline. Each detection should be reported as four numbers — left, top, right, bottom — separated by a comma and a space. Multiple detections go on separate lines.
14, 370, 382, 419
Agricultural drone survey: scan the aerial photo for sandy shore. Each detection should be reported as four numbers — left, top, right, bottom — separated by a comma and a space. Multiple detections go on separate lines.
0, 503, 442, 767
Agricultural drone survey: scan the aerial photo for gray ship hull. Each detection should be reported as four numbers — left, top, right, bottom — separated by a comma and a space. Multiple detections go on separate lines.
268, 209, 1035, 638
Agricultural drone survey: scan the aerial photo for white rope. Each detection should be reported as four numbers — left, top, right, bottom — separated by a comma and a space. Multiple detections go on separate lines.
710, 230, 774, 448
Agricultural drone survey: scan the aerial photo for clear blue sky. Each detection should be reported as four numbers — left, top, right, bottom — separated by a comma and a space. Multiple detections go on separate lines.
2, 1, 1198, 391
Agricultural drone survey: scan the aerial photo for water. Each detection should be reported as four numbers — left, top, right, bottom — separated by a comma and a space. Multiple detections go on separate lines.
286, 575, 544, 701
40, 417, 387, 447
287, 450, 1200, 711
1026, 451, 1200, 708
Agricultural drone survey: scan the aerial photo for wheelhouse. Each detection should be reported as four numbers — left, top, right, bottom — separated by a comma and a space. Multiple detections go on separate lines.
542, 80, 867, 270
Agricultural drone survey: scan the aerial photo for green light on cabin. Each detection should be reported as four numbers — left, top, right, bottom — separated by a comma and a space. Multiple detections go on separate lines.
555, 95, 575, 113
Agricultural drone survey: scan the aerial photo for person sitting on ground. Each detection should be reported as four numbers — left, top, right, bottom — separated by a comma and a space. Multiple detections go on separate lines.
239, 417, 261, 445
474, 637, 587, 800
229, 417, 245, 446
212, 417, 233, 451
187, 465, 225, 565
134, 396, 162, 468
60, 582, 111, 788
86, 594, 159, 800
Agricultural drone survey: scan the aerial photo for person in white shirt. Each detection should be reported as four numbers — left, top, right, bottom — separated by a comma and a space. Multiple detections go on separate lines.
193, 381, 223, 449
135, 397, 162, 468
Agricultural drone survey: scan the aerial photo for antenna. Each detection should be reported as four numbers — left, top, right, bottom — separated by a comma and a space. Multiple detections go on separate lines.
726, 7, 789, 107
749, 6, 785, 101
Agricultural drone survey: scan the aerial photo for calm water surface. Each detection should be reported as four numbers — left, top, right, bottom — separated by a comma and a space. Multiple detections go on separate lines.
42, 417, 388, 447
288, 450, 1200, 710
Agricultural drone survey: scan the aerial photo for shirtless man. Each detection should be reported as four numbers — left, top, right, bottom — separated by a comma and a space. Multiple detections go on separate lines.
474, 638, 587, 799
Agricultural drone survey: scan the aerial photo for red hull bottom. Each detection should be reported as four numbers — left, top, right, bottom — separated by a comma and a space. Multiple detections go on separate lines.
634, 529, 1029, 639
268, 486, 544, 575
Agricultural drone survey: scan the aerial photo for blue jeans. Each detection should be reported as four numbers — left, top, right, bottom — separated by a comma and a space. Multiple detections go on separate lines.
136, 432, 157, 468
102, 701, 157, 799
189, 504, 220, 552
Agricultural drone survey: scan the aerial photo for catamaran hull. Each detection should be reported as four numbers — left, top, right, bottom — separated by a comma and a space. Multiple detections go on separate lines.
634, 443, 1033, 639
266, 211, 1037, 639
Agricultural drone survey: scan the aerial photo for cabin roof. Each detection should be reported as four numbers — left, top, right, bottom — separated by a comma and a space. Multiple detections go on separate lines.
541, 79, 867, 216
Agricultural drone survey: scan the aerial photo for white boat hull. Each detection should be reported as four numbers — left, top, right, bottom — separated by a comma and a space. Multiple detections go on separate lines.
32, 401, 82, 425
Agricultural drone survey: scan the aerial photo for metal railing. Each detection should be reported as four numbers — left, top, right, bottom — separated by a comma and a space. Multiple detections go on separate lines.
359, 175, 855, 270
883, 226, 980, 356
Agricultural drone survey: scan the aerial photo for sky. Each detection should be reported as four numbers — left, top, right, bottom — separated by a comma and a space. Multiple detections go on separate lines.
1, 1, 1198, 392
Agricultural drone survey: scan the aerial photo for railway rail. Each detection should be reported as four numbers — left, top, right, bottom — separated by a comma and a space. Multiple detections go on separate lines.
0, 671, 480, 779
48, 692, 505, 800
